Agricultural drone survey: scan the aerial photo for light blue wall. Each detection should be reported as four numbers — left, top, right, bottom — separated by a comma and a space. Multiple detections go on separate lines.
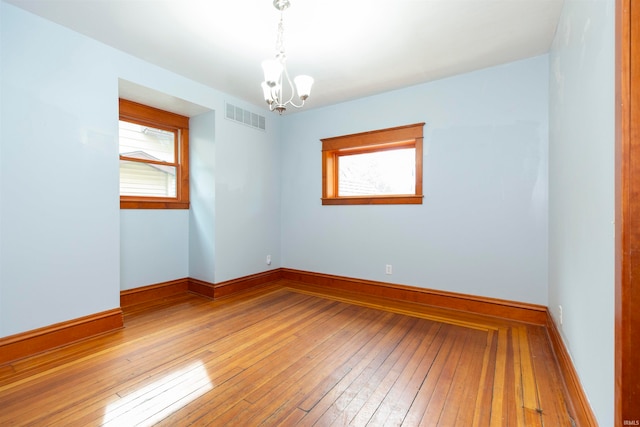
0, 2, 281, 334
0, 1, 4, 335
281, 55, 549, 305
120, 210, 189, 289
189, 111, 217, 283
214, 114, 282, 282
548, 0, 615, 424
1, 4, 120, 335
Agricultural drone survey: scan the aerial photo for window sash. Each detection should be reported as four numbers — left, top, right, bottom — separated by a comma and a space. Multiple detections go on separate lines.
321, 123, 424, 205
119, 121, 178, 164
119, 99, 189, 209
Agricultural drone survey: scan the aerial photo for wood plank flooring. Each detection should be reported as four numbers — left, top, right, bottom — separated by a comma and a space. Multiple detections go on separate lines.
0, 281, 577, 426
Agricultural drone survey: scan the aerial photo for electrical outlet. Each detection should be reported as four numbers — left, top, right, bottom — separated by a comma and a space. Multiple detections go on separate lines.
559, 305, 563, 325
266, 255, 272, 265
385, 264, 392, 275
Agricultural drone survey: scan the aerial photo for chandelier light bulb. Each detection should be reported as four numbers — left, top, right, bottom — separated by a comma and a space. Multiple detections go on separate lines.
261, 82, 274, 103
294, 75, 314, 100
262, 59, 283, 87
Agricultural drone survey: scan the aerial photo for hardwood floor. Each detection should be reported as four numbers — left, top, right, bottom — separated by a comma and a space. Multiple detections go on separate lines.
0, 281, 576, 426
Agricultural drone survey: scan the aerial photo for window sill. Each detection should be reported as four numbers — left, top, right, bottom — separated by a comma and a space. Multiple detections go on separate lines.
321, 195, 423, 205
120, 200, 190, 209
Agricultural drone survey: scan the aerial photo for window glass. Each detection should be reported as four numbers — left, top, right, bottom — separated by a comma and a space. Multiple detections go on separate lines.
119, 160, 177, 197
118, 121, 176, 163
339, 148, 416, 196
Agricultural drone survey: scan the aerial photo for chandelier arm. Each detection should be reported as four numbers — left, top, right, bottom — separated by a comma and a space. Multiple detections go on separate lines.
282, 66, 299, 107
274, 65, 286, 110
276, 15, 285, 57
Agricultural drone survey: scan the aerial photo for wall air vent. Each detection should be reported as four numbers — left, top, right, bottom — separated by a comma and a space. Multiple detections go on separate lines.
225, 102, 266, 131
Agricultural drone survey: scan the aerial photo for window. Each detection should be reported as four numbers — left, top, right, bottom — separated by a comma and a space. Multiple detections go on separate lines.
321, 123, 425, 205
119, 99, 189, 209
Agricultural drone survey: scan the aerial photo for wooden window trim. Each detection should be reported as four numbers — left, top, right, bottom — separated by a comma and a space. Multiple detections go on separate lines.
616, 0, 640, 424
119, 99, 190, 209
321, 123, 425, 205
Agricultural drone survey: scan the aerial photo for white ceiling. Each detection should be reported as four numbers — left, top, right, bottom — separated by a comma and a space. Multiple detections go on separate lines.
6, 0, 564, 114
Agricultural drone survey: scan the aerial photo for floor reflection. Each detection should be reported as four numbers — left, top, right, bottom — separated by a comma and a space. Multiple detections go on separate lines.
102, 360, 213, 426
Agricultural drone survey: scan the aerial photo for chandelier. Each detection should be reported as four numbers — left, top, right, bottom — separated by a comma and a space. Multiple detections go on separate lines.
261, 0, 313, 114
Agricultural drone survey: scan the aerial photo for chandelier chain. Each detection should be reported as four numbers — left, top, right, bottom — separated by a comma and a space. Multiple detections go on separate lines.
276, 15, 285, 59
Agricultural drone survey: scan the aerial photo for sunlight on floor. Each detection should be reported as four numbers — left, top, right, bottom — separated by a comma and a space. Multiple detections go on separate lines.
102, 360, 213, 426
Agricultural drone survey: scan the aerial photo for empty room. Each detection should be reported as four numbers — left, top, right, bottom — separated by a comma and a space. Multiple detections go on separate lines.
1, 0, 636, 425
